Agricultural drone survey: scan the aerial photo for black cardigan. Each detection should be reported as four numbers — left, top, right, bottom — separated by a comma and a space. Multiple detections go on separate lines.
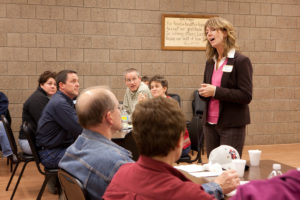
19, 87, 50, 139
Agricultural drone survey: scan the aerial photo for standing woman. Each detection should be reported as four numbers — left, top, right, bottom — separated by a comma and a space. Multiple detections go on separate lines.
18, 71, 57, 155
198, 17, 253, 157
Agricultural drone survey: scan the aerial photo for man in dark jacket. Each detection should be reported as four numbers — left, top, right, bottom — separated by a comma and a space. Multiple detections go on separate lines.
36, 70, 82, 169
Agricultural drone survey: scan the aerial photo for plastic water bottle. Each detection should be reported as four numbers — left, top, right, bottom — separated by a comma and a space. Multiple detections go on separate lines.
268, 163, 282, 179
120, 106, 129, 129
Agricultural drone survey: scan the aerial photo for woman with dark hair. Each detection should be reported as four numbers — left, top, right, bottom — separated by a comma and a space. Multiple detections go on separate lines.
149, 75, 191, 157
198, 17, 253, 158
18, 71, 57, 154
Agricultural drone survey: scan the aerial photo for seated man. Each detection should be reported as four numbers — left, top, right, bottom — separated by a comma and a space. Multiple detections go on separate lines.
59, 86, 134, 199
36, 70, 82, 169
123, 68, 151, 114
104, 97, 240, 200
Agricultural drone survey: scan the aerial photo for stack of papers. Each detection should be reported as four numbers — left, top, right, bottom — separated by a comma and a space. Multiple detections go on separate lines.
174, 164, 222, 177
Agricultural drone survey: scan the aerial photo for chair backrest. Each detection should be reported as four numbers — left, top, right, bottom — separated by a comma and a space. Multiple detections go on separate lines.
1, 115, 18, 156
22, 122, 45, 174
58, 169, 88, 200
187, 116, 202, 151
5, 109, 11, 126
192, 90, 205, 116
188, 90, 205, 151
168, 93, 181, 106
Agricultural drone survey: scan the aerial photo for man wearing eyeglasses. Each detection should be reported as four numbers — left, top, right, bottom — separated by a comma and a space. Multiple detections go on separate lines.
59, 86, 133, 199
123, 68, 151, 114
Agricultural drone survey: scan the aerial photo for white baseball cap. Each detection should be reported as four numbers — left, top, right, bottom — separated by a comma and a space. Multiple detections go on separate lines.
208, 145, 240, 170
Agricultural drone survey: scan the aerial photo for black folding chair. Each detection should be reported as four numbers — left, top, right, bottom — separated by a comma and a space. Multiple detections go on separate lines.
192, 90, 205, 158
58, 169, 89, 200
176, 90, 205, 164
112, 131, 139, 161
23, 122, 59, 200
7, 155, 13, 172
168, 93, 181, 107
1, 115, 35, 200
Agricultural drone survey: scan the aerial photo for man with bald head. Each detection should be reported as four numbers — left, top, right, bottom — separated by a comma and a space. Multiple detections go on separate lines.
59, 86, 133, 200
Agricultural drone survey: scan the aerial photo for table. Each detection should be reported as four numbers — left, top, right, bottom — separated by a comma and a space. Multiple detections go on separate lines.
223, 160, 296, 199
181, 159, 295, 187
243, 160, 295, 181
202, 159, 295, 183
112, 131, 139, 161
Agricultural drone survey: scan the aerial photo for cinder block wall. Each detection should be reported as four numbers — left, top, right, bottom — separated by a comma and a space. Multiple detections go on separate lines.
0, 0, 300, 145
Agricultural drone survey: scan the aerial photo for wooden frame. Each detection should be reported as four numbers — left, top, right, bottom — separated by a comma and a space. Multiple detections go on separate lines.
161, 14, 214, 51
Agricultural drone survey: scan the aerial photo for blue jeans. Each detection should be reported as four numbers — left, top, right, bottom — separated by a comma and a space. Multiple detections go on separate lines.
39, 147, 67, 169
0, 121, 13, 157
181, 145, 191, 157
18, 139, 32, 155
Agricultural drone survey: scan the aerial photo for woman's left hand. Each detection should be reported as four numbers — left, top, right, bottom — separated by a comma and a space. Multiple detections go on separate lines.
198, 83, 216, 98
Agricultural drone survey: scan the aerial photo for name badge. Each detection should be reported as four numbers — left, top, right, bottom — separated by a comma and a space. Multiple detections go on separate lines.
223, 65, 233, 72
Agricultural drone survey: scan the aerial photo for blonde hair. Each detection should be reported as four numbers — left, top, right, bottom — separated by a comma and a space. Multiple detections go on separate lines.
204, 17, 238, 60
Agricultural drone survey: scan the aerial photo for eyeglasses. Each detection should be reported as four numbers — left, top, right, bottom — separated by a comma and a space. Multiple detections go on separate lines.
126, 77, 138, 83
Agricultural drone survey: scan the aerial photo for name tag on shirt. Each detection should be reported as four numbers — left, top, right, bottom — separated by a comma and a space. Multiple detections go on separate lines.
223, 65, 233, 72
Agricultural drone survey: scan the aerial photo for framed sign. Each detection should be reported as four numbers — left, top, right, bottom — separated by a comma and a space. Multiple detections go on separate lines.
161, 14, 214, 51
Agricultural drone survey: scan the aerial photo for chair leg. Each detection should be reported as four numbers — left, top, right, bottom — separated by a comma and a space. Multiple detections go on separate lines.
6, 162, 19, 190
201, 137, 205, 155
10, 161, 30, 200
198, 155, 202, 163
197, 150, 202, 163
37, 174, 51, 200
7, 155, 13, 172
10, 157, 13, 172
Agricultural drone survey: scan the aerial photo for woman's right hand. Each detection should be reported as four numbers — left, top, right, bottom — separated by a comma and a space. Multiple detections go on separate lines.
138, 93, 148, 102
198, 83, 216, 98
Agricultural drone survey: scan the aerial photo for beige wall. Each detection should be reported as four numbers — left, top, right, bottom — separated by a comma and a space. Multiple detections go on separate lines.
0, 0, 300, 145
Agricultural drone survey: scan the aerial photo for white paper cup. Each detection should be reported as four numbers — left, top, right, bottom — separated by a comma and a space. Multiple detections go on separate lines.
231, 159, 246, 177
248, 150, 262, 166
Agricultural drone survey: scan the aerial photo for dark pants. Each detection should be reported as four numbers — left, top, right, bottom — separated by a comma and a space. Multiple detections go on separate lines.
181, 145, 191, 157
39, 147, 67, 169
204, 124, 246, 158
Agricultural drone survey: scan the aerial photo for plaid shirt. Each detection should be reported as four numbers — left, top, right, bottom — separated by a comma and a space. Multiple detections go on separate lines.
123, 82, 151, 114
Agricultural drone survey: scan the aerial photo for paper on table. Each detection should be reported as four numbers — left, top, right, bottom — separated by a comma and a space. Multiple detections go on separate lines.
174, 164, 205, 173
226, 181, 249, 197
190, 171, 222, 177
